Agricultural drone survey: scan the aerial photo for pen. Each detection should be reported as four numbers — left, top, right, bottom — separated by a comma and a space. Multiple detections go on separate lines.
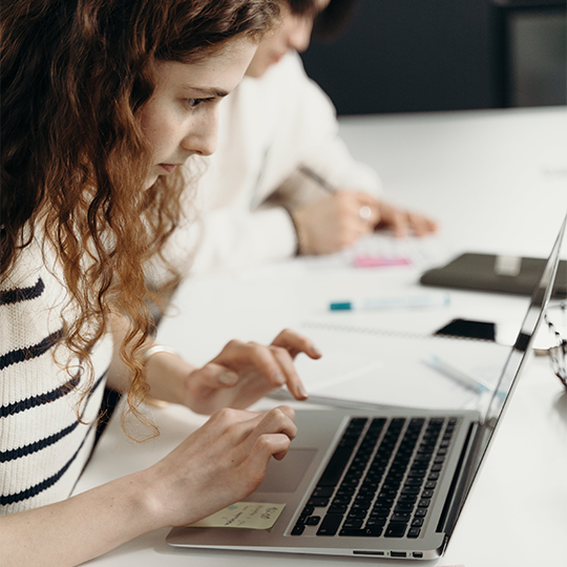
425, 355, 493, 394
329, 293, 450, 311
298, 164, 336, 193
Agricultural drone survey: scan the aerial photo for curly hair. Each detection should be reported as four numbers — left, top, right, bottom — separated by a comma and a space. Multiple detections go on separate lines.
1, 0, 279, 433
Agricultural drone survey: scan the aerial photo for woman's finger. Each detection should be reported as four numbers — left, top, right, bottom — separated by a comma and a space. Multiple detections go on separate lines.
235, 406, 297, 463
193, 362, 239, 389
270, 345, 308, 400
213, 340, 286, 388
272, 328, 322, 360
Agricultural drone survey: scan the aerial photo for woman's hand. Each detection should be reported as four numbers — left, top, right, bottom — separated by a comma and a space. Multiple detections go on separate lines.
375, 200, 439, 237
0, 406, 297, 567
290, 191, 438, 256
144, 328, 321, 414
143, 405, 297, 528
293, 191, 381, 254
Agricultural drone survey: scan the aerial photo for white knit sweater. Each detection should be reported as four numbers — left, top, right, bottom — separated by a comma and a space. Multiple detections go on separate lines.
0, 237, 112, 514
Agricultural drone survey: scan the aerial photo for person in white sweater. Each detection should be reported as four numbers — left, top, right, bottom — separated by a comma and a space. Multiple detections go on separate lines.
173, 0, 438, 276
0, 2, 321, 565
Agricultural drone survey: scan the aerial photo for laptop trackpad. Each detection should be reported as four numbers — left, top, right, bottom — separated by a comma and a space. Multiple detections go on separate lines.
257, 448, 317, 493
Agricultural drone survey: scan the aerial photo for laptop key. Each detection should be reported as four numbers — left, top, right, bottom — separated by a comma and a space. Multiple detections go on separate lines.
385, 522, 407, 538
300, 506, 314, 517
339, 526, 383, 537
339, 528, 366, 537
311, 486, 334, 498
291, 524, 305, 536
408, 527, 421, 538
366, 514, 387, 524
343, 518, 364, 529
307, 497, 329, 507
328, 504, 348, 514
317, 513, 344, 536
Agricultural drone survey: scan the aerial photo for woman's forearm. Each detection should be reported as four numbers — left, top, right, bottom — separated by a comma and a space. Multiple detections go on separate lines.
0, 471, 162, 567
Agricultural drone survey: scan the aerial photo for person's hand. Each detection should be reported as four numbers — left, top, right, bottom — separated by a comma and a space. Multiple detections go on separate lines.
143, 405, 297, 528
292, 191, 381, 254
186, 328, 321, 413
146, 328, 321, 414
375, 200, 438, 237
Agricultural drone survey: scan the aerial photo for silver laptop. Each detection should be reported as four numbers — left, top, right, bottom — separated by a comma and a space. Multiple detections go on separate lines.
167, 215, 566, 560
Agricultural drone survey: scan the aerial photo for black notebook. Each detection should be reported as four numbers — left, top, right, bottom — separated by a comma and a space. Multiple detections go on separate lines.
420, 252, 567, 298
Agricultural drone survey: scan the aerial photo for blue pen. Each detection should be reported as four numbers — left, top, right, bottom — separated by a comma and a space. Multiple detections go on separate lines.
425, 355, 493, 394
329, 293, 450, 311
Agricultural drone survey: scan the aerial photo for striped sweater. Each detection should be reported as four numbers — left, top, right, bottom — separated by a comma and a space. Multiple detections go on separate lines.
0, 237, 112, 514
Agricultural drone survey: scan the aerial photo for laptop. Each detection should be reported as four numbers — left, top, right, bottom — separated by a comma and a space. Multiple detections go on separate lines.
167, 214, 566, 560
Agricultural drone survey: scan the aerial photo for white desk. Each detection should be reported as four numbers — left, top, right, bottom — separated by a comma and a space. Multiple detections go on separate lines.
339, 106, 567, 259
76, 107, 567, 567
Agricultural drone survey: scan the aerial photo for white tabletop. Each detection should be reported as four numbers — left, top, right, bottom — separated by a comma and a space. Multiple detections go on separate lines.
339, 106, 567, 258
76, 107, 567, 567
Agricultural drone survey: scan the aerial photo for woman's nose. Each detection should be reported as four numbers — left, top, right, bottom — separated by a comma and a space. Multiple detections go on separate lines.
181, 112, 218, 157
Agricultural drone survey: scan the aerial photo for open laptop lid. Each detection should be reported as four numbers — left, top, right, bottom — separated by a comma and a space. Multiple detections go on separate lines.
444, 213, 567, 537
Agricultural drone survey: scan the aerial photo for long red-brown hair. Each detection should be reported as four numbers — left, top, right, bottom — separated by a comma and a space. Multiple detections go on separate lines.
1, 0, 279, 433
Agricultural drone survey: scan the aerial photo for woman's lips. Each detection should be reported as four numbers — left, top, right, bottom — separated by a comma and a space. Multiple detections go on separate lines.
158, 164, 178, 174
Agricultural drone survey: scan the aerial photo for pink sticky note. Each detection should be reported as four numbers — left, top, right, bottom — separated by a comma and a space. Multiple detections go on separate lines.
353, 255, 412, 268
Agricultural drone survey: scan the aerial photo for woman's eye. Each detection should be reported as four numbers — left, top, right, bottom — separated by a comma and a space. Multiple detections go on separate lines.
187, 98, 206, 109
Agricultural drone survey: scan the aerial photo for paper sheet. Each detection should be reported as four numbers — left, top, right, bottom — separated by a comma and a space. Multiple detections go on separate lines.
292, 327, 509, 413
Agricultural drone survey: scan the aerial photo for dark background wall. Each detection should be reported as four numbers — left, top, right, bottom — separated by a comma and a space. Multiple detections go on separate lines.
300, 0, 566, 116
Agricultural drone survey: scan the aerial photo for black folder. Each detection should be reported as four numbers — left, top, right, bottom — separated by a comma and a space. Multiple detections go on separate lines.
420, 252, 567, 298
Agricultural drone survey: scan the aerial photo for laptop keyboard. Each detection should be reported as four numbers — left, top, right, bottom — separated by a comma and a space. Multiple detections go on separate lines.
291, 416, 457, 539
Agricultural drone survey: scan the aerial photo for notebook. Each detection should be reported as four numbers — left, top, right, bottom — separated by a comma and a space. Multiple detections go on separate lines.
420, 251, 567, 299
167, 215, 565, 560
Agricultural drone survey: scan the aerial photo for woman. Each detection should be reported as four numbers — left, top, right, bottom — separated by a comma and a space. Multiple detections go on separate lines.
0, 1, 320, 565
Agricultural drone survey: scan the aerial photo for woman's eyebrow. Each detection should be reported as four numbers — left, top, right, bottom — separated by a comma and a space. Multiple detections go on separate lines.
183, 86, 230, 98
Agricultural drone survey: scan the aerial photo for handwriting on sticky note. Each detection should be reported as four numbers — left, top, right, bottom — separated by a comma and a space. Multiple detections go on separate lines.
188, 502, 286, 530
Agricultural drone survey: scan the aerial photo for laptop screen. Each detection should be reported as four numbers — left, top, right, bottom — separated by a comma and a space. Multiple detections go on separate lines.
449, 214, 566, 531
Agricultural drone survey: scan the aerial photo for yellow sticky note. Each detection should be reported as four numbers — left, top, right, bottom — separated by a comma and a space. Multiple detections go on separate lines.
188, 502, 286, 530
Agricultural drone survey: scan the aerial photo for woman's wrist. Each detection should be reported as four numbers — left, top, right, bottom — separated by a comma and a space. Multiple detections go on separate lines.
142, 344, 195, 407
141, 345, 180, 407
142, 344, 178, 364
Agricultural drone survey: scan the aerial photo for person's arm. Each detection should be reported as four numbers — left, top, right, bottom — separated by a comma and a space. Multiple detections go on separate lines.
2, 312, 304, 567
0, 404, 297, 567
107, 313, 321, 414
271, 54, 438, 251
185, 206, 300, 276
